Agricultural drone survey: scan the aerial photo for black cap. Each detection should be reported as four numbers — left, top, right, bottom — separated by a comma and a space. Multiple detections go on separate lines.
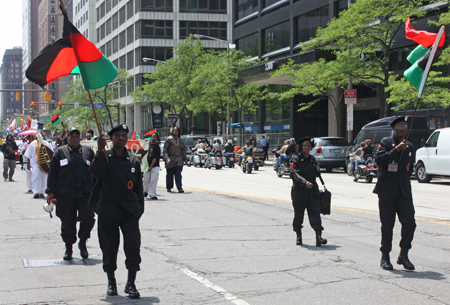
298, 137, 316, 148
390, 116, 409, 127
108, 124, 129, 137
68, 127, 81, 135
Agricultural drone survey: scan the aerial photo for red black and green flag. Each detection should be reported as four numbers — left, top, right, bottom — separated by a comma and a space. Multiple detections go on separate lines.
403, 17, 445, 93
25, 10, 117, 91
51, 114, 61, 126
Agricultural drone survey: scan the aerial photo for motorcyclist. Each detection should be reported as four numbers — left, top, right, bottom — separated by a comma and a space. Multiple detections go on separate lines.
352, 139, 373, 174
274, 138, 296, 170
188, 139, 202, 166
238, 141, 253, 166
223, 140, 235, 164
205, 140, 223, 168
349, 141, 366, 174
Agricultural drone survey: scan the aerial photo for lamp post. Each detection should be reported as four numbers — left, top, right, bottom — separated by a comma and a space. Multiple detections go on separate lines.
142, 57, 165, 63
193, 34, 236, 139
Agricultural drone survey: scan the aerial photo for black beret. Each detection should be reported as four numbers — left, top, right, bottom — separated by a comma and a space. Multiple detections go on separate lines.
390, 116, 410, 127
298, 137, 316, 148
108, 124, 129, 137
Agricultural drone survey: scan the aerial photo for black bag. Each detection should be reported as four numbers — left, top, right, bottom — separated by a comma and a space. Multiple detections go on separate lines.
318, 176, 331, 215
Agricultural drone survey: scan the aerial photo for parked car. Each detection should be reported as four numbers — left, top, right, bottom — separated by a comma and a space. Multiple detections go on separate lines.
311, 137, 349, 172
346, 116, 430, 171
415, 127, 450, 183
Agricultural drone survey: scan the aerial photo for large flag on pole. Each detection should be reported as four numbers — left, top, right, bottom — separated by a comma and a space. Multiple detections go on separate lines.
404, 17, 446, 98
25, 9, 117, 91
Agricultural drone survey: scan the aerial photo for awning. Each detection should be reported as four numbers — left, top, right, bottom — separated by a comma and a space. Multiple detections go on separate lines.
226, 123, 244, 127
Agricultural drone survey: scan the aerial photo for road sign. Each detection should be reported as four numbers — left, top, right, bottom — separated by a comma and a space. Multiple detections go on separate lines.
345, 89, 357, 104
244, 114, 253, 120
168, 113, 178, 120
347, 104, 353, 131
88, 103, 105, 109
40, 116, 51, 120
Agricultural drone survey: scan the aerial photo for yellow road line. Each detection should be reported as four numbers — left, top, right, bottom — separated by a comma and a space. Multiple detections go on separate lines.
158, 185, 450, 226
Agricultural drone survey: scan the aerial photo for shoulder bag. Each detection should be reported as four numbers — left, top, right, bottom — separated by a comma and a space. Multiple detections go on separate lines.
318, 175, 331, 215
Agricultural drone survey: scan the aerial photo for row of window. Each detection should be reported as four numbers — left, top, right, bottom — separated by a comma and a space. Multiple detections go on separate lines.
75, 0, 89, 15
236, 6, 329, 56
98, 0, 227, 22
98, 20, 227, 43
76, 10, 89, 29
5, 109, 22, 113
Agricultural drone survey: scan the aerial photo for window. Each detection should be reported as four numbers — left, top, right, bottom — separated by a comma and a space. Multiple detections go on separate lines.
50, 15, 55, 22
138, 0, 173, 12
100, 23, 106, 40
137, 47, 173, 66
51, 25, 56, 32
86, 11, 88, 21
138, 20, 173, 39
106, 18, 112, 36
127, 51, 134, 70
119, 6, 126, 25
119, 30, 126, 49
112, 13, 119, 30
180, 0, 226, 13
263, 21, 290, 53
127, 25, 134, 44
106, 41, 112, 57
296, 6, 329, 43
427, 132, 440, 147
50, 5, 55, 13
113, 36, 119, 53
113, 0, 118, 7
51, 35, 56, 41
237, 33, 258, 57
106, 0, 112, 13
263, 0, 281, 8
127, 0, 134, 19
235, 0, 258, 20
179, 21, 227, 40
100, 2, 106, 19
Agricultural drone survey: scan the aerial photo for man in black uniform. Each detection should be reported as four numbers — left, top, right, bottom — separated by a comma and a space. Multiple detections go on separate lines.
89, 124, 144, 298
373, 116, 416, 271
47, 127, 95, 260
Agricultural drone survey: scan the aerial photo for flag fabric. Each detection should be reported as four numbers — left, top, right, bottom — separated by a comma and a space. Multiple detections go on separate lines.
131, 130, 139, 140
144, 130, 156, 138
23, 118, 32, 131
20, 117, 24, 131
30, 120, 44, 130
51, 114, 61, 126
8, 119, 17, 131
403, 17, 445, 93
25, 10, 117, 91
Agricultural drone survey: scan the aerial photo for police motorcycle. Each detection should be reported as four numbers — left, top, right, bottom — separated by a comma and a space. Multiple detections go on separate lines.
352, 155, 378, 183
206, 151, 224, 170
192, 147, 208, 167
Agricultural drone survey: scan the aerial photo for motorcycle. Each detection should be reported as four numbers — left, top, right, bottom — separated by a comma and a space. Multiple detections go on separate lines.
353, 156, 378, 183
252, 147, 265, 170
192, 148, 208, 167
275, 158, 292, 178
223, 153, 235, 168
241, 155, 253, 174
206, 151, 223, 170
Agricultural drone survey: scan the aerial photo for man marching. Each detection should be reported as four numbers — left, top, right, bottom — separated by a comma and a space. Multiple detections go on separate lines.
46, 127, 96, 260
374, 116, 416, 271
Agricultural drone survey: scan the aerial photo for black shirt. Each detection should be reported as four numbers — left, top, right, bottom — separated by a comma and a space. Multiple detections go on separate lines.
224, 143, 234, 153
362, 146, 373, 157
147, 143, 161, 168
1, 141, 18, 161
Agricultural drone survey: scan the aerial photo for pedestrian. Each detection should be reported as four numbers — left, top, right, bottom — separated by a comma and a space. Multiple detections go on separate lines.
85, 129, 94, 140
24, 133, 53, 198
21, 135, 34, 192
290, 137, 327, 247
374, 116, 416, 271
89, 124, 144, 298
260, 136, 269, 161
46, 128, 95, 260
163, 126, 187, 193
143, 132, 161, 200
1, 134, 18, 182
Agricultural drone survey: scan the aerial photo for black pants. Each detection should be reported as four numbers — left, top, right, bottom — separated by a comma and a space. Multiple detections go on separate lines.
98, 205, 141, 272
292, 198, 324, 232
56, 198, 95, 245
378, 195, 416, 253
263, 147, 269, 160
166, 165, 183, 190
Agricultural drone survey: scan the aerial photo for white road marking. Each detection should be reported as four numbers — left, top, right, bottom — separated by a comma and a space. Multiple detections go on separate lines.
181, 268, 250, 305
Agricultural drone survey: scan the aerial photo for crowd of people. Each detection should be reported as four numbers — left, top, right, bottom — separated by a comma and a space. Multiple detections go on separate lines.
1, 116, 418, 299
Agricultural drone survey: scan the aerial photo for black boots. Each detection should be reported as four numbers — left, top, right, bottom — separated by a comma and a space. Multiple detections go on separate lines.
63, 243, 73, 260
78, 239, 88, 259
296, 231, 302, 245
380, 253, 393, 270
107, 271, 118, 296
315, 231, 327, 247
397, 248, 415, 271
124, 269, 140, 299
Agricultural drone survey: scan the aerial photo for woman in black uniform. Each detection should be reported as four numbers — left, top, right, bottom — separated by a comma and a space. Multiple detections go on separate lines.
290, 137, 327, 247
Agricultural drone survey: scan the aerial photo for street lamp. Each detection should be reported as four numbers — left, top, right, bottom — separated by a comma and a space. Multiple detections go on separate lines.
193, 34, 235, 138
142, 57, 165, 63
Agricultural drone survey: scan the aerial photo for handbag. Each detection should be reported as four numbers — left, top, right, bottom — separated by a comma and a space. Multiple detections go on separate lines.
318, 175, 331, 215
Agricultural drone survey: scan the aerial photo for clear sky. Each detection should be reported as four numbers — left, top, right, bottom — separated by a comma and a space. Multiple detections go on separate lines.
0, 0, 23, 61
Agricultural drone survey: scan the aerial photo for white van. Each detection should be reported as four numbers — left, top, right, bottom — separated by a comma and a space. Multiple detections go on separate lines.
415, 127, 450, 183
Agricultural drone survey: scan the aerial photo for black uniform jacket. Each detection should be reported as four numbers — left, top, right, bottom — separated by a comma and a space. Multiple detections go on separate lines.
290, 153, 320, 202
46, 145, 95, 200
373, 136, 415, 198
89, 148, 144, 218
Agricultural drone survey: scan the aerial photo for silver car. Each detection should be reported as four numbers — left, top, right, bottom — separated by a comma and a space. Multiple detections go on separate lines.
310, 137, 349, 172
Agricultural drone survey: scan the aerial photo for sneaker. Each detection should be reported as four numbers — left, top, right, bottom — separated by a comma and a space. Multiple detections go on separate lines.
39, 194, 45, 199
144, 192, 148, 198
151, 196, 158, 200
33, 194, 39, 199
9, 179, 14, 182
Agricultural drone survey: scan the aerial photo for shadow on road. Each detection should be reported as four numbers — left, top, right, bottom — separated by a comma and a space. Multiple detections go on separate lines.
101, 295, 160, 304
300, 244, 341, 251
391, 270, 447, 280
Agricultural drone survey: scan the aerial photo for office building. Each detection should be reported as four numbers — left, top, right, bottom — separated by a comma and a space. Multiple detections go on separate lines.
1, 48, 23, 121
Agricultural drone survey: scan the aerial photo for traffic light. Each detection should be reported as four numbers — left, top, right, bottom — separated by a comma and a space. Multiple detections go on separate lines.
46, 91, 51, 102
6, 115, 9, 120
15, 91, 20, 101
30, 102, 36, 110
43, 93, 47, 102
58, 101, 62, 110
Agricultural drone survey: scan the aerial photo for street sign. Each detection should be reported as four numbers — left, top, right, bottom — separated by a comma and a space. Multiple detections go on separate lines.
88, 103, 105, 109
347, 104, 353, 131
74, 102, 79, 108
345, 89, 357, 104
244, 114, 253, 120
168, 113, 178, 120
40, 116, 51, 120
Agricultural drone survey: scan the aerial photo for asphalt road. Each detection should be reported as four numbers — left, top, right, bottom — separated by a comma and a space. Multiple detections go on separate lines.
0, 160, 449, 305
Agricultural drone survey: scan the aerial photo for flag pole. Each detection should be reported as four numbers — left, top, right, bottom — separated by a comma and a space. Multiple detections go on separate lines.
405, 25, 445, 141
